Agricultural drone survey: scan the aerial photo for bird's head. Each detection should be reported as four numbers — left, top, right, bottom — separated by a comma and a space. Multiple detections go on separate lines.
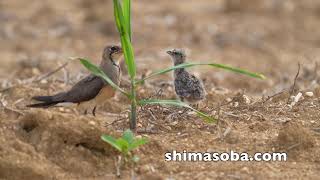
102, 45, 123, 64
167, 49, 186, 65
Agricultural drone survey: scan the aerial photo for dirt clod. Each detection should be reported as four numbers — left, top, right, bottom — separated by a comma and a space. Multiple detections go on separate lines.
275, 122, 315, 151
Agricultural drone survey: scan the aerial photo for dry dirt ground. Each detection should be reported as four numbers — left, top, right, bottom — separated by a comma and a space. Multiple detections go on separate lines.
1, 0, 320, 179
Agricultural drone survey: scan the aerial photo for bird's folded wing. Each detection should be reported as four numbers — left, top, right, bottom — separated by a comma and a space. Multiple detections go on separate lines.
63, 75, 105, 103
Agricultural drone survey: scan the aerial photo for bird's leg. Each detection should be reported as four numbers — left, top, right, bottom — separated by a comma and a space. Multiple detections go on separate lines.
92, 106, 97, 117
84, 109, 88, 115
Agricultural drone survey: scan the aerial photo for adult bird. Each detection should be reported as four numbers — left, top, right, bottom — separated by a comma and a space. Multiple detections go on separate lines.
27, 45, 123, 116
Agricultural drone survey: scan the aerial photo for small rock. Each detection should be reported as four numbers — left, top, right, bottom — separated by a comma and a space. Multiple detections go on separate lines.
212, 110, 217, 115
40, 79, 48, 84
135, 135, 142, 139
170, 121, 178, 126
294, 92, 303, 102
32, 68, 41, 75
48, 113, 53, 120
290, 96, 295, 101
241, 167, 250, 173
164, 126, 172, 131
89, 121, 96, 125
164, 14, 177, 26
187, 111, 196, 115
290, 92, 303, 106
242, 95, 251, 104
233, 102, 239, 107
137, 123, 143, 128
305, 92, 314, 97
276, 117, 291, 123
139, 89, 145, 94
140, 164, 155, 173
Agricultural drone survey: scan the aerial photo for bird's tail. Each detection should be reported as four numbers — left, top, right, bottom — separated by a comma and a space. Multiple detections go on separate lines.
26, 96, 60, 108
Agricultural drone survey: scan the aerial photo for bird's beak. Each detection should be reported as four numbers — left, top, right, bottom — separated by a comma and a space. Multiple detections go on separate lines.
167, 50, 172, 55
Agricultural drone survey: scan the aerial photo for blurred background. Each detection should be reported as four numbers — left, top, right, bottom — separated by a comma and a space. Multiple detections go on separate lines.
1, 1, 320, 179
1, 0, 320, 94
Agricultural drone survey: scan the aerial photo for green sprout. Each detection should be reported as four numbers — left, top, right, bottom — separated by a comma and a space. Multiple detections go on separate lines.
101, 129, 147, 162
79, 0, 265, 130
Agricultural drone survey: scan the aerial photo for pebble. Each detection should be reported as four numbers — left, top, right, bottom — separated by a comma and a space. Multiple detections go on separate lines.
136, 135, 142, 139
294, 92, 303, 102
276, 117, 291, 123
170, 121, 178, 126
290, 92, 303, 106
233, 102, 239, 107
241, 167, 250, 173
40, 79, 48, 84
89, 121, 96, 125
164, 14, 177, 26
242, 95, 251, 104
187, 111, 196, 115
305, 92, 314, 97
139, 89, 145, 93
32, 68, 40, 75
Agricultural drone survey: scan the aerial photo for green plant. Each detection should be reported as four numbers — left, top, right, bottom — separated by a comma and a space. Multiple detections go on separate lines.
101, 129, 147, 162
79, 0, 265, 130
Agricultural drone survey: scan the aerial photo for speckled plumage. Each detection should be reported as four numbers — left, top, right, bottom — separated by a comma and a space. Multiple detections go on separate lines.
167, 49, 206, 104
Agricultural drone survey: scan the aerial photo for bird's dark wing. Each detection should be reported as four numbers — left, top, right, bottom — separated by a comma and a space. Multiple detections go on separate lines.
59, 74, 105, 103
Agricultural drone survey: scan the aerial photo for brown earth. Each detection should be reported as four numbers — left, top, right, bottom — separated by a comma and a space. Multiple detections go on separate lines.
0, 0, 320, 179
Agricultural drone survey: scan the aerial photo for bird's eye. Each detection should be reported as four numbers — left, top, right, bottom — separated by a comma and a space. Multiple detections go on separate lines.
111, 46, 117, 51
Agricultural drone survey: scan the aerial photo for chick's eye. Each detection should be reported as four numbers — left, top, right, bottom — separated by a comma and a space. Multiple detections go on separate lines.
111, 46, 117, 51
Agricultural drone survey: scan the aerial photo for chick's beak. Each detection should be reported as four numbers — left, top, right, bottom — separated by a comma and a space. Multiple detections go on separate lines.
167, 50, 172, 55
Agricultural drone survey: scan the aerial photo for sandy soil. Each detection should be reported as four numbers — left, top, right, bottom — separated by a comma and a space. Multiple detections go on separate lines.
0, 0, 320, 179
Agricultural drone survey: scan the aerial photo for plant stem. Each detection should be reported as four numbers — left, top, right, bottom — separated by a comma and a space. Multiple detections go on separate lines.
130, 82, 137, 130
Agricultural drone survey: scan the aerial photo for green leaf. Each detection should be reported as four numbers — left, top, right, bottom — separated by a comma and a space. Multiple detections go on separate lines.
113, 0, 125, 35
128, 138, 148, 151
135, 62, 265, 84
116, 138, 129, 155
113, 0, 136, 79
122, 129, 134, 144
122, 0, 132, 41
78, 58, 130, 98
138, 99, 215, 123
101, 135, 122, 152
